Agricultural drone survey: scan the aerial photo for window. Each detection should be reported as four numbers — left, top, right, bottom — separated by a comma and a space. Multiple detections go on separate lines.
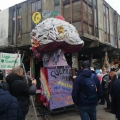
12, 10, 15, 35
55, 0, 60, 5
38, 0, 42, 12
31, 2, 36, 29
31, 0, 42, 29
12, 7, 22, 43
54, 0, 60, 12
32, 2, 36, 12
93, 0, 97, 6
103, 4, 110, 42
89, 0, 92, 3
93, 0, 98, 37
17, 7, 21, 37
94, 9, 97, 27
113, 12, 117, 46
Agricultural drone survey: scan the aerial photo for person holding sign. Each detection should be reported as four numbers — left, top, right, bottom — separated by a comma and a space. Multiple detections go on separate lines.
6, 66, 37, 120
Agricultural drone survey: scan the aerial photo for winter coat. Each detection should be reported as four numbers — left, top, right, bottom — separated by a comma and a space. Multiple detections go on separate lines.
111, 79, 120, 118
102, 73, 110, 93
6, 73, 37, 115
0, 88, 23, 120
72, 69, 102, 106
108, 74, 118, 95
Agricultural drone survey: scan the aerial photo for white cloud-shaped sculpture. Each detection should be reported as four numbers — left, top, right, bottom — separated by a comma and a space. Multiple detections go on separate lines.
31, 18, 84, 59
31, 18, 83, 45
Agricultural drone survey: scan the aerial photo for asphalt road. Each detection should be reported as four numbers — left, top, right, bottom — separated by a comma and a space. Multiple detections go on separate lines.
27, 103, 116, 120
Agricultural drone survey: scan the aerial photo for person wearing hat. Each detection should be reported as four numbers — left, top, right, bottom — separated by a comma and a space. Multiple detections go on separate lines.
72, 61, 102, 120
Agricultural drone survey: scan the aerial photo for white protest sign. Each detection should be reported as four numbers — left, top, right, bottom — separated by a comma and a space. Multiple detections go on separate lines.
0, 53, 21, 70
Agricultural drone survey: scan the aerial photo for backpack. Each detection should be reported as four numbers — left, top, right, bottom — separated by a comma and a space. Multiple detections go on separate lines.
0, 81, 9, 91
81, 74, 97, 99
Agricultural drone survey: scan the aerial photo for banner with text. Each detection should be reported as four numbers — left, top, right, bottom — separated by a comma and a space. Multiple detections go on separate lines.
48, 66, 74, 110
0, 53, 21, 70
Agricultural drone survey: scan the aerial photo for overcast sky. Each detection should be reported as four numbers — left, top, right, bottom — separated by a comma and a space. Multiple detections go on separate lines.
0, 0, 120, 14
0, 0, 25, 10
105, 0, 120, 14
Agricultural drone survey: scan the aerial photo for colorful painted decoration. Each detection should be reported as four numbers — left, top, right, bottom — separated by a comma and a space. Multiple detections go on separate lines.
50, 11, 59, 17
42, 10, 52, 19
55, 15, 65, 21
40, 68, 50, 101
31, 18, 84, 53
32, 12, 41, 24
42, 53, 50, 67
48, 67, 74, 110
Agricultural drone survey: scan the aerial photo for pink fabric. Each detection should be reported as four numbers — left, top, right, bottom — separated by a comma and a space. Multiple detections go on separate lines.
55, 15, 65, 21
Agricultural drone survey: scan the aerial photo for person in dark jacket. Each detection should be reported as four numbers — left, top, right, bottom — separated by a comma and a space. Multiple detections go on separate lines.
6, 66, 37, 120
0, 87, 23, 120
0, 70, 3, 80
111, 79, 120, 120
72, 61, 102, 120
101, 68, 110, 110
109, 68, 118, 114
109, 68, 117, 97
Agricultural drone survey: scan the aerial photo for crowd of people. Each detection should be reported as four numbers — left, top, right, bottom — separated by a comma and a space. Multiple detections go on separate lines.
1, 61, 120, 120
72, 61, 120, 120
0, 66, 37, 120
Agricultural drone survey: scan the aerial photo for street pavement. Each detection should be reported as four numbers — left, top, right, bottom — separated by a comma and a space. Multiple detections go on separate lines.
27, 103, 116, 120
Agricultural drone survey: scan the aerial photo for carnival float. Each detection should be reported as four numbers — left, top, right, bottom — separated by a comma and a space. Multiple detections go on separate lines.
30, 15, 84, 117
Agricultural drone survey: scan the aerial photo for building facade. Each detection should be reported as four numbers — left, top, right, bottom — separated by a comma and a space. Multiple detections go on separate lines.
0, 0, 120, 71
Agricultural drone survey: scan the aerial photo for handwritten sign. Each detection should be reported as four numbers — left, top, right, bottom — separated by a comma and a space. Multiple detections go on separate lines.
50, 11, 59, 17
42, 10, 51, 19
48, 66, 74, 110
0, 53, 21, 70
32, 12, 41, 24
